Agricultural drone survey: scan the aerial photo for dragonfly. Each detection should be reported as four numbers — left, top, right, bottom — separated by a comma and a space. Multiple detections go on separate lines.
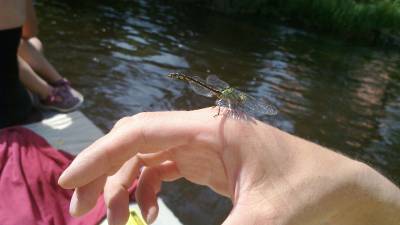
168, 72, 278, 116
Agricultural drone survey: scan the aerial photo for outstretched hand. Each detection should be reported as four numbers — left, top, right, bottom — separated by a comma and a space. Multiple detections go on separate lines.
59, 108, 247, 224
58, 108, 400, 225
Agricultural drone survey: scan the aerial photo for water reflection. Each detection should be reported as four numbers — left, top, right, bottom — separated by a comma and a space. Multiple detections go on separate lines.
36, 0, 400, 224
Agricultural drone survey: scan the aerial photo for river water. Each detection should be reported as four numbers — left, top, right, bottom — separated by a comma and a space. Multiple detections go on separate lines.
35, 0, 400, 224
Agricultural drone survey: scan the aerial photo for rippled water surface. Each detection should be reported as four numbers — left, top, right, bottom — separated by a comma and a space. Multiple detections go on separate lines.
36, 0, 400, 224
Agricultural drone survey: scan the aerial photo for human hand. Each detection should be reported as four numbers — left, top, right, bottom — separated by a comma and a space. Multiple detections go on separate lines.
58, 108, 400, 225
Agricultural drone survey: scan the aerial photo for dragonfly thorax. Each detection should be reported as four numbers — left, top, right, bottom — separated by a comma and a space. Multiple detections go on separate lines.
220, 88, 247, 103
221, 88, 234, 96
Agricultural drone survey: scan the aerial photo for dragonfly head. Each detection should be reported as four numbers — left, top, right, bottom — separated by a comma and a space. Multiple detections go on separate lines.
167, 72, 187, 81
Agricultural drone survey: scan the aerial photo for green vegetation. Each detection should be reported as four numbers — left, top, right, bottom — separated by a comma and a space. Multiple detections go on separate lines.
207, 0, 400, 45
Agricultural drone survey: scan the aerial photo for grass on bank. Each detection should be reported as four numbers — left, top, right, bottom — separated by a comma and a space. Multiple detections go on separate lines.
208, 0, 400, 45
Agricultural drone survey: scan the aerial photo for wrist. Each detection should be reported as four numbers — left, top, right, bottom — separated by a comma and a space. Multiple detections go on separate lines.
284, 156, 400, 225
220, 116, 400, 225
349, 164, 400, 225
231, 122, 400, 225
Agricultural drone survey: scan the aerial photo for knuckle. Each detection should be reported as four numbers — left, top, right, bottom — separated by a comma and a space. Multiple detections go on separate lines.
113, 116, 133, 129
133, 112, 151, 121
104, 180, 127, 206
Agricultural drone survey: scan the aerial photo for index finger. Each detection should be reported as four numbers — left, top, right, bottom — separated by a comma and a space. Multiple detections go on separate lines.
58, 109, 218, 189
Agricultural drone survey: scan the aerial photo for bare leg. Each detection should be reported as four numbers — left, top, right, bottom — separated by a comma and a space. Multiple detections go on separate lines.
27, 37, 43, 52
18, 56, 53, 99
18, 38, 63, 83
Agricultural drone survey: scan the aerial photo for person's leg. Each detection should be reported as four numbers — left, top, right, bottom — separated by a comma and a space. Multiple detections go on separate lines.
27, 37, 43, 52
18, 38, 63, 83
18, 56, 53, 100
18, 37, 84, 112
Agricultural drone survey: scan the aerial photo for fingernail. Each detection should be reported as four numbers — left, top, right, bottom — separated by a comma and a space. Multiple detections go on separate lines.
146, 206, 157, 224
58, 172, 67, 186
69, 191, 78, 216
58, 168, 74, 188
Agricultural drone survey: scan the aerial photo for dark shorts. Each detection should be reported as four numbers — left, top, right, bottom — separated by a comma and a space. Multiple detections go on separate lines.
0, 27, 33, 128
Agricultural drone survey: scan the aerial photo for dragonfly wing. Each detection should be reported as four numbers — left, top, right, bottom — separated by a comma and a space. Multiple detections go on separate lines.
237, 92, 278, 116
206, 75, 230, 90
189, 76, 214, 97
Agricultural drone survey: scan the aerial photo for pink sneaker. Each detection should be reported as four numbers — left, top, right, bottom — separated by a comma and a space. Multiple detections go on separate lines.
39, 80, 84, 112
51, 78, 70, 88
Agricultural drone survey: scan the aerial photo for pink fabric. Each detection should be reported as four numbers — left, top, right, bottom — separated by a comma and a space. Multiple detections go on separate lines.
0, 127, 136, 225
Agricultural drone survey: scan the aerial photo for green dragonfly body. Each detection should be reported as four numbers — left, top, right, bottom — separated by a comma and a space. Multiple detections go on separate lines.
168, 72, 278, 116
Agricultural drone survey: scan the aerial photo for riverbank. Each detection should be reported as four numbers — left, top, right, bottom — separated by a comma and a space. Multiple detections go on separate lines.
192, 0, 400, 46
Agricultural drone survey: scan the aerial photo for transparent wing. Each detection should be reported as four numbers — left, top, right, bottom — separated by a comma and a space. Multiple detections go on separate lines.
188, 76, 214, 97
206, 75, 230, 90
235, 91, 278, 116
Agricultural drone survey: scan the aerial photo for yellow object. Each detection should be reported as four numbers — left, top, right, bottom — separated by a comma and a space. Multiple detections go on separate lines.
126, 210, 147, 225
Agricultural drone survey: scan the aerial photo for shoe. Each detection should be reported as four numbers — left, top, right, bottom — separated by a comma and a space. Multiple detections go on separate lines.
38, 85, 84, 113
51, 78, 84, 108
51, 78, 70, 88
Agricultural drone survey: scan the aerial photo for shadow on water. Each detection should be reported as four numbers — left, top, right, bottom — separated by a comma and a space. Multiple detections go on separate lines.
36, 0, 400, 224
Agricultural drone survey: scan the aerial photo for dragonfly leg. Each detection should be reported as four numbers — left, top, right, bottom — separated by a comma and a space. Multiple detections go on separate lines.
211, 105, 220, 117
213, 106, 221, 117
213, 99, 224, 117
